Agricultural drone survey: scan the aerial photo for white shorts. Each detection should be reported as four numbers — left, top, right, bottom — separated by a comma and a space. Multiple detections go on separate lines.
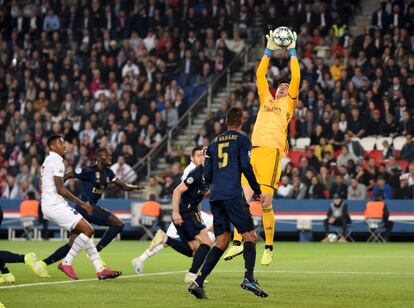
166, 211, 215, 242
42, 203, 83, 231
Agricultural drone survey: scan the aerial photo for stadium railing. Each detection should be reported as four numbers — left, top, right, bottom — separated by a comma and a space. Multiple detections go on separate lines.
129, 47, 249, 181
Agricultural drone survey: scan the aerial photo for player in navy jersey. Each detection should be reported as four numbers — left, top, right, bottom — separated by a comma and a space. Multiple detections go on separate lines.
140, 154, 212, 283
36, 147, 144, 277
188, 107, 268, 299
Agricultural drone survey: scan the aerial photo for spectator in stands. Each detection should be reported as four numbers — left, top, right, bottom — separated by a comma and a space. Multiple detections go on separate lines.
318, 166, 333, 192
321, 194, 351, 243
382, 140, 395, 160
306, 176, 325, 199
344, 133, 364, 159
394, 174, 414, 200
330, 174, 348, 199
400, 135, 414, 161
289, 175, 307, 199
1, 175, 19, 199
347, 177, 368, 200
337, 145, 358, 168
142, 177, 162, 200
328, 122, 345, 151
110, 156, 137, 184
276, 176, 292, 199
159, 175, 175, 200
364, 192, 394, 241
314, 137, 334, 161
372, 176, 393, 200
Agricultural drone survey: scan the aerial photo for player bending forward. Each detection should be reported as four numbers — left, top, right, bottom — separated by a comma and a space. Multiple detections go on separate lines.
39, 135, 120, 280
188, 107, 267, 300
36, 147, 144, 277
225, 29, 300, 266
133, 148, 213, 283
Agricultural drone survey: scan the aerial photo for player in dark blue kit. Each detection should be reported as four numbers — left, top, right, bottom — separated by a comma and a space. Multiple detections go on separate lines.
188, 107, 268, 300
36, 147, 144, 276
146, 154, 212, 283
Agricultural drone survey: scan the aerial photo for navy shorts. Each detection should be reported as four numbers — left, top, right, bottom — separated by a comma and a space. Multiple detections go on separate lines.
210, 197, 254, 237
75, 204, 112, 226
174, 212, 206, 243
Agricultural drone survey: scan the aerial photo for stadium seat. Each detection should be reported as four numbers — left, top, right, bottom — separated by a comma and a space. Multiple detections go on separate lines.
193, 85, 207, 100
360, 137, 377, 152
19, 199, 39, 240
323, 191, 330, 199
183, 86, 194, 99
375, 137, 393, 150
368, 150, 382, 162
393, 136, 406, 151
139, 200, 161, 240
295, 137, 311, 149
394, 160, 409, 172
289, 150, 304, 167
365, 218, 386, 243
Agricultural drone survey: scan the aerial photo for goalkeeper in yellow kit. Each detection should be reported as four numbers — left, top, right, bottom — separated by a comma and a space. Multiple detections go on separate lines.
223, 29, 300, 266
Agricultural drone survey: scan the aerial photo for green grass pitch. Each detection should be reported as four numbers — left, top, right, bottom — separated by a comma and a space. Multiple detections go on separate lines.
0, 241, 413, 307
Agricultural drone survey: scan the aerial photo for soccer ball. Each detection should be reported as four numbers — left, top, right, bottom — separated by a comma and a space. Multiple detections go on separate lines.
328, 233, 338, 243
272, 26, 293, 47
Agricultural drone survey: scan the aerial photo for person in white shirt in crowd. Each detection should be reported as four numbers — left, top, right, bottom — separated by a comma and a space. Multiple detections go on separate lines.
110, 155, 137, 184
276, 176, 293, 199
39, 135, 120, 280
347, 177, 368, 200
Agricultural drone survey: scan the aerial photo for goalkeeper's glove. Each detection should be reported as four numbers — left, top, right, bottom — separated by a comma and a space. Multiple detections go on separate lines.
264, 30, 282, 57
287, 30, 297, 57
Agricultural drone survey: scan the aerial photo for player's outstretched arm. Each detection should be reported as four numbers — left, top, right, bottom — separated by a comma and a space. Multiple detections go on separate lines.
54, 176, 92, 214
113, 178, 145, 191
240, 137, 262, 197
287, 31, 300, 106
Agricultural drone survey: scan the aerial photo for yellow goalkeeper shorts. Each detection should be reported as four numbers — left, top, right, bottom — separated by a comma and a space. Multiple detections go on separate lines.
241, 147, 282, 195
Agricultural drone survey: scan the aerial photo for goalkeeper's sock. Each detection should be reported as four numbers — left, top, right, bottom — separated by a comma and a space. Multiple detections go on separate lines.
233, 228, 243, 244
262, 205, 275, 247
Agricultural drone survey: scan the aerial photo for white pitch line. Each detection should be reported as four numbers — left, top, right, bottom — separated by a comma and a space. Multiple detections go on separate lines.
0, 270, 187, 290
2, 269, 414, 290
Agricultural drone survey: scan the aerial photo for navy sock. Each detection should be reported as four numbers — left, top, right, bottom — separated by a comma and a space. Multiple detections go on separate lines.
189, 244, 210, 274
233, 240, 242, 246
243, 241, 256, 281
0, 251, 25, 263
0, 262, 9, 274
166, 237, 193, 257
43, 244, 71, 265
195, 246, 224, 287
97, 225, 124, 252
265, 245, 273, 251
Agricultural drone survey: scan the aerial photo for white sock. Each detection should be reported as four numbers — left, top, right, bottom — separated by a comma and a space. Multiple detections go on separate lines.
83, 237, 105, 272
62, 233, 88, 265
139, 245, 165, 262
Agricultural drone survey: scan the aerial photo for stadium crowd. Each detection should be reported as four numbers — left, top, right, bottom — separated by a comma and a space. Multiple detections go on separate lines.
1, 0, 414, 201
0, 0, 249, 198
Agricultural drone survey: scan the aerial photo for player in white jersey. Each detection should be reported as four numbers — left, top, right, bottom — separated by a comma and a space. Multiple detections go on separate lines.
132, 146, 215, 283
40, 135, 121, 280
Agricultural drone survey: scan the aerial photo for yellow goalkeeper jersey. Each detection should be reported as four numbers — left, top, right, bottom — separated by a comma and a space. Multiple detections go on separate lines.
251, 56, 300, 150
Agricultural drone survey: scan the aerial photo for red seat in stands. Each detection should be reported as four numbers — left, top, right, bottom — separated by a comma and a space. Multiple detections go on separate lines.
289, 151, 304, 167
368, 150, 382, 162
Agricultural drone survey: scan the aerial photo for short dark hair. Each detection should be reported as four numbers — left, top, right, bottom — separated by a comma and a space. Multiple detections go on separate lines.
47, 134, 63, 147
226, 107, 243, 127
191, 146, 203, 157
95, 147, 109, 156
27, 191, 36, 200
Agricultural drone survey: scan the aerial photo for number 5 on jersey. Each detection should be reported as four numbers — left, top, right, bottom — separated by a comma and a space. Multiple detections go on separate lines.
218, 142, 229, 168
